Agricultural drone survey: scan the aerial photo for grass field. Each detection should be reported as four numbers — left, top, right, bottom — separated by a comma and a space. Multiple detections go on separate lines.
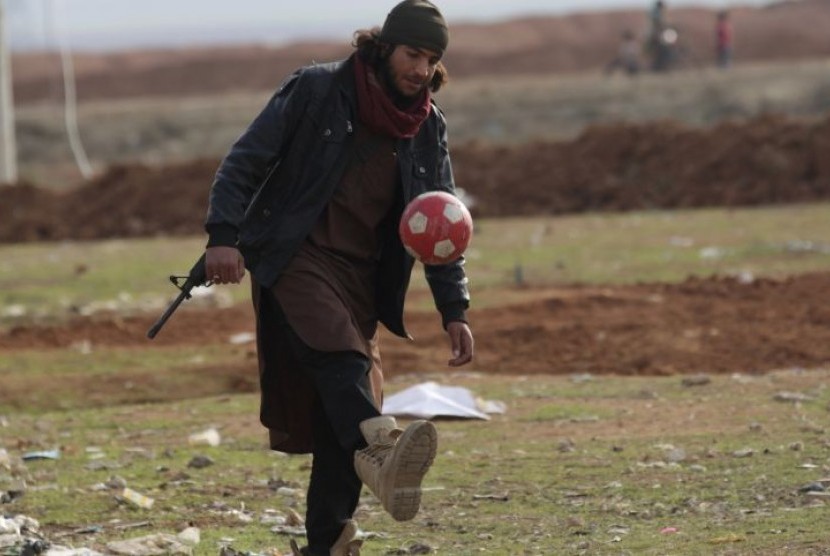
3, 370, 829, 554
3, 202, 830, 322
2, 205, 830, 554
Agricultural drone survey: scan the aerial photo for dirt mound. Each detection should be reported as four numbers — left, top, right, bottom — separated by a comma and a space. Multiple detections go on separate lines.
13, 1, 830, 105
460, 113, 830, 217
0, 160, 218, 242
3, 272, 830, 378
2, 113, 830, 243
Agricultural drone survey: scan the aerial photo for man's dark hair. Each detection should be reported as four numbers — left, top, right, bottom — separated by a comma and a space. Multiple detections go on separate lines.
353, 27, 449, 93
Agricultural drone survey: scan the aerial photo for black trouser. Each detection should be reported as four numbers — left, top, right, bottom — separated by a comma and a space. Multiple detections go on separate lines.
271, 299, 380, 554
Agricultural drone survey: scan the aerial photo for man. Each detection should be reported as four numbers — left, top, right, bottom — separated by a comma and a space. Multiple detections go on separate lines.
203, 1, 474, 554
715, 10, 733, 69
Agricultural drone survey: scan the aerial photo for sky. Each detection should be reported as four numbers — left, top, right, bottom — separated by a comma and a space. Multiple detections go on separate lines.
7, 0, 773, 52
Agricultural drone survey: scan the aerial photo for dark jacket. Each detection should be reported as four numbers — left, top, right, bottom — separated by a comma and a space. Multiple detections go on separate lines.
205, 55, 469, 337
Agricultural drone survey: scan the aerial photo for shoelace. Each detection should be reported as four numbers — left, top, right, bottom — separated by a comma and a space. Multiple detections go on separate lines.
358, 441, 394, 465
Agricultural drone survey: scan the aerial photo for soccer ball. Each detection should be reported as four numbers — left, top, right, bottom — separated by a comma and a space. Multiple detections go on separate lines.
399, 191, 473, 265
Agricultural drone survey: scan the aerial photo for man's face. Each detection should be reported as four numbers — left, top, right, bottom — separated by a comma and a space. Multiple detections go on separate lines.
383, 45, 440, 100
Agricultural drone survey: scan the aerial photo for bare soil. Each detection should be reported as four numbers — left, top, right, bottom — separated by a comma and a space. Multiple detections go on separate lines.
3, 112, 830, 243
2, 272, 830, 411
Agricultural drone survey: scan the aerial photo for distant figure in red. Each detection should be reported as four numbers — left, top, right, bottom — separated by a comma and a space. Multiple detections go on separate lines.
716, 10, 733, 68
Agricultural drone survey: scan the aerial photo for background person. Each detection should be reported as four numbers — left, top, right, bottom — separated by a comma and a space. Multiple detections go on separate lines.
716, 10, 734, 68
605, 29, 641, 76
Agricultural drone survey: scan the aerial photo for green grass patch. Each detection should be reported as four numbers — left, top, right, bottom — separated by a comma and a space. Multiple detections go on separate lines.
0, 344, 253, 412
5, 371, 829, 554
4, 203, 830, 321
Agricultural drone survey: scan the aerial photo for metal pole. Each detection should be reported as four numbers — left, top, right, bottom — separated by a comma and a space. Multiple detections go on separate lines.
0, 0, 18, 183
55, 0, 92, 179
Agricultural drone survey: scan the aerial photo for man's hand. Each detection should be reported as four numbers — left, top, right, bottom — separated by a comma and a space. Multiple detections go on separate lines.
446, 321, 474, 367
205, 246, 245, 285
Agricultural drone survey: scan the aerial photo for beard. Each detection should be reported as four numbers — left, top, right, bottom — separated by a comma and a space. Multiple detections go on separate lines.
378, 57, 426, 108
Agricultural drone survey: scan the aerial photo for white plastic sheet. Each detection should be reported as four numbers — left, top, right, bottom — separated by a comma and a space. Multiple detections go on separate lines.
383, 381, 504, 420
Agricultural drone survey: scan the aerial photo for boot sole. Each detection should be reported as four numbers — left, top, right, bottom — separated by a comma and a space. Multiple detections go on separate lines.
382, 420, 437, 521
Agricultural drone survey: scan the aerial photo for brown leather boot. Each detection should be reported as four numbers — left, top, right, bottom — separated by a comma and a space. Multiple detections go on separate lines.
330, 520, 362, 556
289, 519, 362, 556
353, 416, 437, 521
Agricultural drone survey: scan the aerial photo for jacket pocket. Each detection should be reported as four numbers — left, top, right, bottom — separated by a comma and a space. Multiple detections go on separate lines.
407, 147, 442, 198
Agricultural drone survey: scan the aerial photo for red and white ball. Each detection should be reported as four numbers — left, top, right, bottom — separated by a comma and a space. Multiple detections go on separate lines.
399, 191, 473, 265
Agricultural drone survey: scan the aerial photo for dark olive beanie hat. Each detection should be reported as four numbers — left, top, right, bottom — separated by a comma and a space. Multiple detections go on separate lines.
379, 0, 449, 57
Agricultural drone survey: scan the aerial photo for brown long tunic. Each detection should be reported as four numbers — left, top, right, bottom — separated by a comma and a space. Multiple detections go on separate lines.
260, 126, 398, 452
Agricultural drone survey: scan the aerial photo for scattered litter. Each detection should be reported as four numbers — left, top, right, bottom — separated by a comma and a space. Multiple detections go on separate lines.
1, 487, 25, 504
85, 460, 121, 471
733, 270, 755, 284
681, 375, 711, 387
46, 548, 105, 555
2, 304, 27, 318
0, 515, 55, 555
475, 397, 507, 415
773, 392, 814, 403
563, 415, 600, 424
668, 236, 694, 247
387, 543, 433, 555
105, 476, 128, 490
709, 533, 746, 544
782, 240, 830, 255
383, 382, 504, 420
71, 525, 104, 535
732, 449, 755, 458
228, 332, 256, 345
270, 525, 306, 536
119, 488, 155, 509
112, 521, 152, 531
557, 439, 576, 453
607, 525, 630, 535
799, 482, 826, 493
187, 455, 215, 469
188, 428, 221, 447
22, 449, 61, 461
472, 492, 510, 502
85, 447, 105, 460
0, 517, 20, 535
259, 512, 287, 526
106, 533, 193, 555
272, 487, 300, 500
699, 246, 725, 260
123, 447, 155, 460
177, 527, 200, 546
70, 340, 93, 355
660, 527, 678, 534
218, 548, 273, 556
569, 373, 594, 384
665, 447, 687, 463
